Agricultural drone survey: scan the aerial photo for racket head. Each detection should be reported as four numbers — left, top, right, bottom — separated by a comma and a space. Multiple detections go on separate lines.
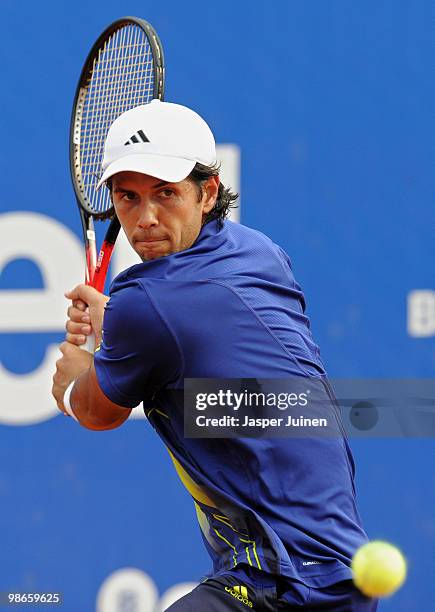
70, 16, 165, 221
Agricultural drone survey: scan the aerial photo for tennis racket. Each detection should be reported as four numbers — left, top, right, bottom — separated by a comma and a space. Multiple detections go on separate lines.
69, 16, 165, 350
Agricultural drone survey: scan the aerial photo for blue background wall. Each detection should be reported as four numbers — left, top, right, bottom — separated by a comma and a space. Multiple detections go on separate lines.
1, 0, 434, 609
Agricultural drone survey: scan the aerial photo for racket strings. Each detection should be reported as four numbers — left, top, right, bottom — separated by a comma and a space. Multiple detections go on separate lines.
76, 23, 156, 214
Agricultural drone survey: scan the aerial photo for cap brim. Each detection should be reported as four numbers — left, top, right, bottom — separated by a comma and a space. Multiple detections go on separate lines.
96, 153, 197, 189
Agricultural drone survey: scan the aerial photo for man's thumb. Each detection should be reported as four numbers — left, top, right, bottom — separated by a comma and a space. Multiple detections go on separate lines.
65, 284, 99, 305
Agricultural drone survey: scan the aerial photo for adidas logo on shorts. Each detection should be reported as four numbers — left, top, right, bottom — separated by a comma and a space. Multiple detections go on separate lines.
224, 584, 253, 608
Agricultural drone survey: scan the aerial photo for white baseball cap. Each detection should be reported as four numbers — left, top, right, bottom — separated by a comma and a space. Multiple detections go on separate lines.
96, 100, 217, 189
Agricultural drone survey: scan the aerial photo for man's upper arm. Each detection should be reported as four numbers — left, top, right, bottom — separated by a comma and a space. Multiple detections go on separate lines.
93, 279, 182, 407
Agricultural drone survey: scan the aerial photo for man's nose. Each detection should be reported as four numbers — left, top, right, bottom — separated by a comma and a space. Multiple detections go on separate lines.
137, 201, 159, 228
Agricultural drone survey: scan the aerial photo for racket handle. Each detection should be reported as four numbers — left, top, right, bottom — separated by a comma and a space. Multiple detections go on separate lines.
79, 218, 120, 352
82, 331, 96, 353
79, 307, 96, 353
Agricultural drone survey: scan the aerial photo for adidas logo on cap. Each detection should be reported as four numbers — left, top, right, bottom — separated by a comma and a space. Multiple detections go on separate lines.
124, 129, 150, 145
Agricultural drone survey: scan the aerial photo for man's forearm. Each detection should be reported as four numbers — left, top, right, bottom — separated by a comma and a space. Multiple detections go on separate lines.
68, 365, 132, 430
67, 369, 106, 430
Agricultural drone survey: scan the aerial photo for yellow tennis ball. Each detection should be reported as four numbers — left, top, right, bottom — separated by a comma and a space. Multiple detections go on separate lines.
352, 541, 407, 598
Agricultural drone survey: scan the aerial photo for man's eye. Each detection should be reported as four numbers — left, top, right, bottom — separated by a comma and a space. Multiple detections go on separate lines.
121, 192, 136, 201
159, 189, 174, 198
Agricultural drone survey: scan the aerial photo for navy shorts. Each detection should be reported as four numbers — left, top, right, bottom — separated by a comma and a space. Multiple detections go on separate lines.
165, 565, 378, 611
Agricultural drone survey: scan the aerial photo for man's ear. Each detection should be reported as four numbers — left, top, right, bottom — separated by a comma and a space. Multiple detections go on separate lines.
202, 175, 220, 214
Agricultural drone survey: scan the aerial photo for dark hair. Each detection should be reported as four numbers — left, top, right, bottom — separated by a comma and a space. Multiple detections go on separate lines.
187, 162, 239, 226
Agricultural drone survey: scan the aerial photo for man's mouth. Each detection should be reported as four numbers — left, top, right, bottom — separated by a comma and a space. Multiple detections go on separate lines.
134, 238, 167, 245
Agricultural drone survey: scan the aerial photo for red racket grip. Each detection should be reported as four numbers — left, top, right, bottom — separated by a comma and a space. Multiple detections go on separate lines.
90, 216, 121, 293
92, 241, 115, 292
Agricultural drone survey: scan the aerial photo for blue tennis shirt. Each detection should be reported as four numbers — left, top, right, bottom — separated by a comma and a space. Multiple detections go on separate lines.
94, 219, 368, 588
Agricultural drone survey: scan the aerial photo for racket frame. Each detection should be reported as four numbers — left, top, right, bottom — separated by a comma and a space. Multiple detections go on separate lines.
69, 16, 165, 289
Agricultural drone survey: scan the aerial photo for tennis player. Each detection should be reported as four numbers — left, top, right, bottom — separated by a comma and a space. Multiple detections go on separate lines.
52, 100, 377, 611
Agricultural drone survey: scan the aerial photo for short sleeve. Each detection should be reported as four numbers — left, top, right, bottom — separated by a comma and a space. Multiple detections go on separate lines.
275, 245, 306, 313
94, 279, 182, 408
276, 245, 294, 273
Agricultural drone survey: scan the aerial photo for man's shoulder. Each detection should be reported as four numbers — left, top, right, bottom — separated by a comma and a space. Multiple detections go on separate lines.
109, 273, 146, 300
106, 276, 167, 331
225, 219, 276, 244
225, 220, 289, 259
109, 220, 292, 290
107, 274, 218, 328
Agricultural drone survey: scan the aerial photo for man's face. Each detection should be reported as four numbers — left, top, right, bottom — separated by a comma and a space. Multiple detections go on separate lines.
111, 171, 219, 261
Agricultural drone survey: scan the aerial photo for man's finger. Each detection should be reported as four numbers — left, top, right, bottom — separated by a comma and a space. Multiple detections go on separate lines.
66, 333, 86, 346
66, 320, 91, 335
72, 299, 87, 312
59, 341, 75, 356
67, 305, 91, 323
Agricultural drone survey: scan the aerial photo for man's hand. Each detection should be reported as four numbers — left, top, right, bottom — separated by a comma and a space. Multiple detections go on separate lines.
64, 284, 109, 348
52, 342, 93, 414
